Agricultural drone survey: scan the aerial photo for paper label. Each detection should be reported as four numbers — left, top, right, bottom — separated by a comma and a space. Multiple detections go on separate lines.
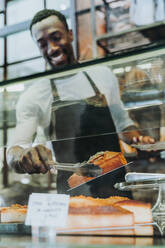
25, 193, 70, 227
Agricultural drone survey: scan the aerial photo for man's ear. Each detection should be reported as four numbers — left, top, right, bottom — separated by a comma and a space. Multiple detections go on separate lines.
68, 29, 73, 42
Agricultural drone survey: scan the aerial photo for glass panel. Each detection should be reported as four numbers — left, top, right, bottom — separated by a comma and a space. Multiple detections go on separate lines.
7, 58, 45, 79
7, 0, 43, 25
0, 14, 4, 28
7, 31, 40, 63
4, 52, 165, 145
2, 49, 165, 237
0, 68, 3, 81
96, 0, 165, 57
0, 38, 4, 66
46, 0, 70, 11
111, 55, 165, 142
0, 0, 5, 11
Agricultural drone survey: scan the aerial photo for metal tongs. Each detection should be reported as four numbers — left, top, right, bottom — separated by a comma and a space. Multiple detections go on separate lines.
48, 160, 103, 177
125, 172, 165, 183
131, 141, 165, 151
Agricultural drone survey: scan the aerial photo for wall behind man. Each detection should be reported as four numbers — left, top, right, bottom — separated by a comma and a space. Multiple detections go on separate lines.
76, 0, 106, 60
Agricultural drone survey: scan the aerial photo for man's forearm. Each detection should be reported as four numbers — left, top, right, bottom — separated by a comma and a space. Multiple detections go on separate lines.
7, 146, 25, 173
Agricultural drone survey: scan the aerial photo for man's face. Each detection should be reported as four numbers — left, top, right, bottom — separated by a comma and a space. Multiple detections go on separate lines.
32, 15, 74, 68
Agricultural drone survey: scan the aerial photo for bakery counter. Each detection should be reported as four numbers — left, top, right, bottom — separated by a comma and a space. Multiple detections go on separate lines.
0, 222, 164, 248
1, 233, 165, 248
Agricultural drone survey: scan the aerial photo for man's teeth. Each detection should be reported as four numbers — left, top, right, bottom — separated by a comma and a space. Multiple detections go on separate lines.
51, 54, 64, 63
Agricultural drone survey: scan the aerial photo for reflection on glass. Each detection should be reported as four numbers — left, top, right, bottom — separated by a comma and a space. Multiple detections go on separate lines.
0, 130, 3, 147
137, 57, 165, 86
0, 85, 25, 148
7, 0, 43, 25
4, 55, 165, 149
112, 55, 165, 142
0, 38, 4, 66
7, 58, 45, 80
7, 31, 40, 63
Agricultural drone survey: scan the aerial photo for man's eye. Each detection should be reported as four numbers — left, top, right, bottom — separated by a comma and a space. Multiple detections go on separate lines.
52, 34, 62, 42
40, 42, 47, 48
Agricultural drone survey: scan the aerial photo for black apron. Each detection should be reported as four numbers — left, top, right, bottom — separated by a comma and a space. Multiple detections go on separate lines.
45, 72, 132, 198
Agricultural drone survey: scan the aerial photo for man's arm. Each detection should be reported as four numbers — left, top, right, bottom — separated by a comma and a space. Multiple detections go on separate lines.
7, 84, 53, 174
105, 67, 155, 144
7, 118, 53, 174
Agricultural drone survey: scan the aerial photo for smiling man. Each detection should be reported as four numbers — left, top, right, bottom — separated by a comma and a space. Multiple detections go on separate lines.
7, 9, 154, 195
31, 11, 76, 67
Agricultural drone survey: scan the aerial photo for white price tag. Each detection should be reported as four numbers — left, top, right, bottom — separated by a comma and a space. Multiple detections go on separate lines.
25, 193, 70, 227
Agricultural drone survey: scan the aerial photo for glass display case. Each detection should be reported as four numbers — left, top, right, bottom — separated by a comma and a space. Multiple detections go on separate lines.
1, 46, 165, 245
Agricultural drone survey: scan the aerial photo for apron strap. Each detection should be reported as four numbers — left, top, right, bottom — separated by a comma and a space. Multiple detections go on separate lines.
153, 0, 158, 21
83, 71, 101, 95
50, 78, 60, 102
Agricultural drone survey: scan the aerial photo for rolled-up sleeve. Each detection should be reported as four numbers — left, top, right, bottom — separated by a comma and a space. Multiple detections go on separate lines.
110, 103, 135, 132
9, 118, 38, 147
8, 79, 52, 148
104, 67, 135, 132
8, 90, 39, 147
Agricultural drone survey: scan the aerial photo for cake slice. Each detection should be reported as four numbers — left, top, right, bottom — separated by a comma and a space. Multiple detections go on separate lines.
63, 195, 134, 229
114, 200, 153, 224
0, 204, 27, 223
66, 205, 134, 229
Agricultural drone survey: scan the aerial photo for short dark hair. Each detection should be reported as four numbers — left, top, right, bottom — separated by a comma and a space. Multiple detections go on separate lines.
30, 9, 69, 32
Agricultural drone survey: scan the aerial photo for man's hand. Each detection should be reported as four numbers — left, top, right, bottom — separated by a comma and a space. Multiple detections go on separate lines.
7, 144, 53, 174
132, 135, 155, 144
121, 126, 155, 145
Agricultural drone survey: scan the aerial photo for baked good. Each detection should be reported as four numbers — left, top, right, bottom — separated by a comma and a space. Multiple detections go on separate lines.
68, 151, 127, 188
59, 195, 152, 230
69, 195, 129, 208
114, 200, 153, 224
68, 174, 93, 189
0, 196, 153, 234
66, 205, 134, 229
0, 204, 27, 223
88, 151, 127, 174
134, 225, 154, 236
64, 196, 134, 229
66, 196, 133, 229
